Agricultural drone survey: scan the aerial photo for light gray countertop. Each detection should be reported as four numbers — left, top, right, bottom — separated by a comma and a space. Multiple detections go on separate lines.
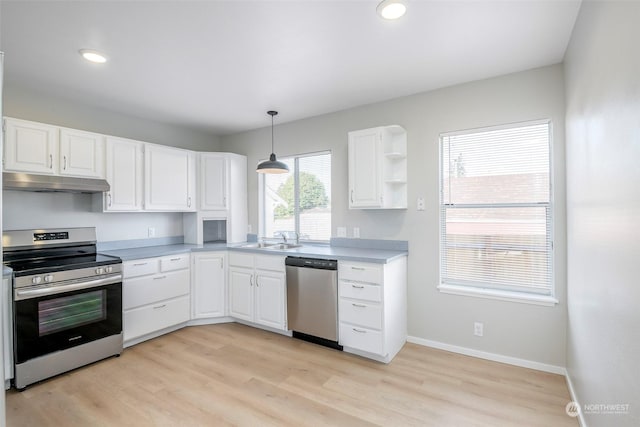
101, 242, 406, 264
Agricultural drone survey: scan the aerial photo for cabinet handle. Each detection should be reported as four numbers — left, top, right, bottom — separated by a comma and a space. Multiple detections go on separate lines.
49, 154, 53, 169
107, 193, 112, 207
255, 276, 260, 287
223, 196, 227, 206
170, 257, 181, 262
350, 190, 354, 203
153, 275, 167, 280
187, 197, 192, 207
153, 304, 167, 309
63, 156, 67, 170
250, 275, 253, 286
133, 262, 148, 267
352, 303, 367, 308
351, 266, 365, 271
352, 328, 367, 333
351, 284, 365, 289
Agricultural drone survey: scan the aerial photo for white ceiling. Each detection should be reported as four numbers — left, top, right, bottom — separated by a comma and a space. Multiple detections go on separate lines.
0, 0, 581, 135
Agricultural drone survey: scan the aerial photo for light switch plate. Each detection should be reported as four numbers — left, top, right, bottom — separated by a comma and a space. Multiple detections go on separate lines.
337, 227, 347, 237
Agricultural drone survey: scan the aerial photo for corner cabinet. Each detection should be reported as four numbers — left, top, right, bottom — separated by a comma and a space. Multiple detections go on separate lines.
144, 144, 196, 211
192, 252, 226, 319
103, 136, 144, 211
348, 125, 407, 209
338, 257, 407, 363
228, 252, 287, 331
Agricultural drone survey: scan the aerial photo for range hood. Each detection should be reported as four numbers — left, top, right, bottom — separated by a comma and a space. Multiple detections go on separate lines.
3, 172, 110, 193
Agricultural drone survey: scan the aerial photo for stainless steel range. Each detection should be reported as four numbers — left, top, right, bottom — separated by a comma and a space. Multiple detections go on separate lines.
2, 227, 123, 389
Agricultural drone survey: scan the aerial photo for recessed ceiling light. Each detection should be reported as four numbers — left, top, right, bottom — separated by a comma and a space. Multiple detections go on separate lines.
377, 0, 407, 20
79, 49, 108, 64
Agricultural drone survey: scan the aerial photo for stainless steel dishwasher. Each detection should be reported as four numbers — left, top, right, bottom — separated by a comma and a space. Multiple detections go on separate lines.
285, 256, 342, 350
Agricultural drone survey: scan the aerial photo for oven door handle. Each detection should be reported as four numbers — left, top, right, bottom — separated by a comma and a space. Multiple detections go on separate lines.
14, 274, 122, 301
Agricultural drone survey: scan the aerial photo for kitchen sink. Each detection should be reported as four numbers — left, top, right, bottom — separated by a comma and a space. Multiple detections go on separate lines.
238, 242, 302, 250
239, 242, 277, 249
267, 243, 302, 250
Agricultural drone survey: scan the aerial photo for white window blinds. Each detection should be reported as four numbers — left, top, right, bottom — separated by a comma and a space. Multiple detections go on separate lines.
440, 121, 553, 297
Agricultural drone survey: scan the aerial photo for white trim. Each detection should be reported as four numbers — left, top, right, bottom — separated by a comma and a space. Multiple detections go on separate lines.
407, 335, 565, 375
438, 283, 558, 306
565, 370, 588, 427
440, 118, 551, 138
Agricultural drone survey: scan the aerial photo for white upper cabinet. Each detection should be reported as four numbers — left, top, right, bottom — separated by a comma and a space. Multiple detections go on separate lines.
145, 144, 196, 211
3, 118, 58, 174
59, 127, 105, 178
104, 137, 144, 211
348, 125, 407, 209
3, 117, 105, 179
200, 154, 227, 210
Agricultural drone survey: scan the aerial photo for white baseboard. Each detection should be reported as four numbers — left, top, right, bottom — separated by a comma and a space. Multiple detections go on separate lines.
564, 369, 587, 427
407, 336, 566, 375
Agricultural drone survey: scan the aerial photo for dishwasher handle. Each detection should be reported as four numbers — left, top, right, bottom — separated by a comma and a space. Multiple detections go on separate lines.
285, 256, 337, 270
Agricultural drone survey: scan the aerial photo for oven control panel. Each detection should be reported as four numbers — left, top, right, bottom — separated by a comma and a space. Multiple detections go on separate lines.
33, 232, 69, 241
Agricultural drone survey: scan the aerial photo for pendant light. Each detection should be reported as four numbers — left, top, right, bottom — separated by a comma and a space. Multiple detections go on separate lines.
256, 110, 289, 174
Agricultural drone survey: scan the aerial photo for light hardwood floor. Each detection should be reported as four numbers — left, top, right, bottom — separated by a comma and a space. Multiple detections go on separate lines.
6, 323, 577, 426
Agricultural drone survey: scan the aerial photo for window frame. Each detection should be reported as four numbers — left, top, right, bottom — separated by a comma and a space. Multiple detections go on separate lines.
437, 119, 557, 306
258, 150, 332, 244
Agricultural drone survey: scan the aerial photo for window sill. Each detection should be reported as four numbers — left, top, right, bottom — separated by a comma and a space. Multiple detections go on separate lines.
437, 284, 558, 306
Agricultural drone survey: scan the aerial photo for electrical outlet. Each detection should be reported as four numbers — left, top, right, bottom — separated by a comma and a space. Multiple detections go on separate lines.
337, 227, 347, 237
417, 197, 425, 211
148, 227, 156, 238
353, 227, 360, 238
474, 322, 484, 337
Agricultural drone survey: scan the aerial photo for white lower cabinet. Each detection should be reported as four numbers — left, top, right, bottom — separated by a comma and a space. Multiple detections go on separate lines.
338, 257, 407, 363
192, 252, 226, 319
122, 253, 191, 344
228, 252, 286, 331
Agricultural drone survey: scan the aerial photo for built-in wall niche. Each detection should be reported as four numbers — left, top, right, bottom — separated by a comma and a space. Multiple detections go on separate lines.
203, 219, 227, 243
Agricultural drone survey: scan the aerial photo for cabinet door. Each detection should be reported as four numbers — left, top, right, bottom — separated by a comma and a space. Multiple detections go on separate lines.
193, 253, 226, 319
59, 128, 105, 178
254, 270, 286, 330
348, 128, 382, 208
145, 144, 196, 211
200, 154, 227, 210
105, 137, 143, 211
3, 118, 58, 174
228, 267, 253, 321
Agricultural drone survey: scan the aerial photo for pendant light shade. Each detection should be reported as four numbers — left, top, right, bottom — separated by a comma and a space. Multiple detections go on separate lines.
256, 111, 289, 174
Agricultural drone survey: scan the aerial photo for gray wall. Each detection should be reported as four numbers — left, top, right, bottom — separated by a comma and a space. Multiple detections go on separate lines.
222, 64, 568, 367
2, 83, 221, 241
3, 82, 222, 151
564, 1, 640, 426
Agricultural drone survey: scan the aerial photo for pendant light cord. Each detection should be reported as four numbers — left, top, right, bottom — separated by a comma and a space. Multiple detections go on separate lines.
271, 114, 275, 153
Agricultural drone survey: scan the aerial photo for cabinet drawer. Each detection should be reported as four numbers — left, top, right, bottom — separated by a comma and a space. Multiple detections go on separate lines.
160, 253, 190, 272
339, 262, 383, 284
124, 269, 190, 310
339, 299, 382, 330
123, 258, 159, 278
255, 254, 285, 272
229, 251, 254, 268
339, 280, 381, 302
339, 323, 383, 355
124, 295, 190, 342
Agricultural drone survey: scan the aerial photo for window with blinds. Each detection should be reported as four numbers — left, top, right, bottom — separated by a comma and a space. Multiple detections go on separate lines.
439, 121, 553, 301
261, 151, 331, 242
